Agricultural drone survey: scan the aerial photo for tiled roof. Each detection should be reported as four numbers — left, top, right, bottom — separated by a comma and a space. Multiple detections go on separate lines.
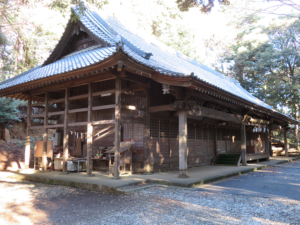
0, 46, 116, 91
0, 2, 295, 122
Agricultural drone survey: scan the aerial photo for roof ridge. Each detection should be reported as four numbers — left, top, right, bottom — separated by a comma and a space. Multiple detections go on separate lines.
83, 10, 115, 41
104, 18, 153, 59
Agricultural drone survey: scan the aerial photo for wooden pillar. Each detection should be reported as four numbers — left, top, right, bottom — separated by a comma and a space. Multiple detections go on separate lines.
25, 95, 32, 169
214, 127, 218, 155
296, 124, 299, 151
87, 82, 93, 175
114, 77, 121, 179
265, 125, 269, 160
178, 110, 189, 178
42, 92, 48, 171
143, 83, 151, 173
284, 129, 288, 157
241, 123, 247, 166
63, 88, 69, 173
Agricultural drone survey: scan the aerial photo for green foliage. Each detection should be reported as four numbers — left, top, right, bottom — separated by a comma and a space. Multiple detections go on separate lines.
0, 97, 22, 128
176, 0, 230, 13
0, 0, 108, 80
223, 17, 300, 119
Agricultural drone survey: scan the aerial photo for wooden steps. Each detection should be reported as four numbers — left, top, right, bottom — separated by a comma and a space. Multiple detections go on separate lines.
213, 153, 241, 166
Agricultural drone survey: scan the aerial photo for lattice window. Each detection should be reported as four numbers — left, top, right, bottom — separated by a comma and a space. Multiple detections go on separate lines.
133, 124, 144, 139
94, 108, 115, 121
160, 120, 169, 138
121, 108, 145, 117
123, 123, 132, 140
222, 128, 227, 140
170, 121, 178, 138
236, 129, 241, 141
121, 93, 145, 109
150, 118, 159, 138
217, 128, 222, 140
196, 125, 203, 140
203, 125, 208, 140
208, 126, 215, 140
188, 124, 195, 139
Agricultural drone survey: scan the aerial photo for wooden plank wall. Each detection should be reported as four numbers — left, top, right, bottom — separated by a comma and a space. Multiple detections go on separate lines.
149, 118, 217, 171
217, 128, 241, 153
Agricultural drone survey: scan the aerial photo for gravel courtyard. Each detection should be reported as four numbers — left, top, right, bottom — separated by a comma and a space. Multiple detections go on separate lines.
1, 161, 300, 225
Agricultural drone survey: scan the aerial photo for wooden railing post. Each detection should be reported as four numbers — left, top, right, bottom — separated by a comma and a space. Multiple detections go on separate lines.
114, 77, 121, 179
241, 123, 247, 166
178, 110, 189, 178
25, 95, 32, 169
284, 130, 288, 157
42, 92, 49, 171
265, 125, 269, 160
87, 82, 94, 176
143, 83, 151, 174
63, 88, 69, 173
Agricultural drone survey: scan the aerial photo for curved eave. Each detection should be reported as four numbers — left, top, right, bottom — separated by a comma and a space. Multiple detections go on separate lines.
119, 49, 298, 124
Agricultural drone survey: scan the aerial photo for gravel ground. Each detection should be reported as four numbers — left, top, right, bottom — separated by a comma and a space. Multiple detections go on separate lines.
1, 162, 300, 225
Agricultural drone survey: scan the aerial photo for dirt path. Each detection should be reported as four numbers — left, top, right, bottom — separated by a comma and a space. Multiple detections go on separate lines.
1, 163, 300, 225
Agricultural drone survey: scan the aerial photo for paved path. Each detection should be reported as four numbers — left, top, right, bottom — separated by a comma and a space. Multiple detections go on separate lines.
1, 156, 297, 194
194, 159, 300, 200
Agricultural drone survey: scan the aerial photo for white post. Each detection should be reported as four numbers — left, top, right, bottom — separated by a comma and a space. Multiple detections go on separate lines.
63, 88, 69, 173
114, 77, 121, 179
42, 92, 48, 171
178, 110, 189, 178
87, 82, 94, 176
241, 123, 247, 166
25, 95, 32, 169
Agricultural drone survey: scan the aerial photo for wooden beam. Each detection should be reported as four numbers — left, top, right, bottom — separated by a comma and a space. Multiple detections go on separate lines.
149, 104, 174, 113
92, 120, 115, 125
87, 82, 93, 176
68, 108, 88, 114
241, 123, 247, 166
47, 124, 64, 129
48, 111, 65, 116
31, 114, 45, 118
63, 88, 69, 173
187, 107, 242, 124
29, 126, 44, 129
42, 92, 49, 171
178, 111, 189, 178
25, 96, 32, 169
92, 104, 115, 111
114, 76, 121, 179
69, 93, 88, 101
121, 90, 146, 97
68, 122, 87, 126
48, 98, 65, 104
32, 102, 45, 107
92, 89, 115, 97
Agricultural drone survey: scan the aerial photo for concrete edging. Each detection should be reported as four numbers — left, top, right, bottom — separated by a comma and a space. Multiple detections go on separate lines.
5, 173, 125, 194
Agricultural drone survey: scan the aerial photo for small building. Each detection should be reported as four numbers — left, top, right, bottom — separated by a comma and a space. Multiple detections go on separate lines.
0, 2, 297, 178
